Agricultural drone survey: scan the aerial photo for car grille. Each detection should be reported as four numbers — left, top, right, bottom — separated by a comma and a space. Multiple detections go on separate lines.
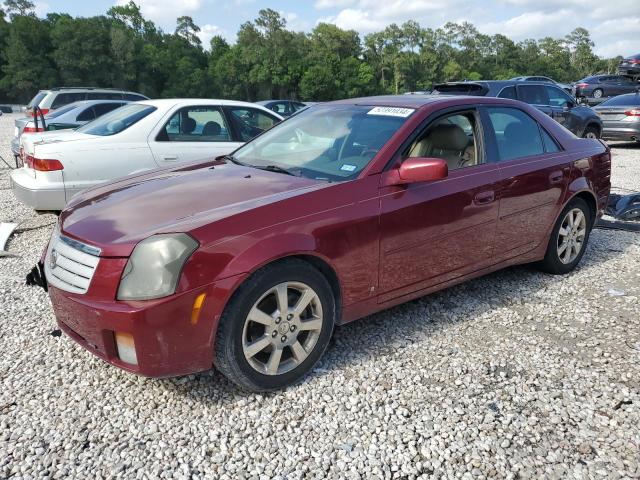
44, 229, 101, 294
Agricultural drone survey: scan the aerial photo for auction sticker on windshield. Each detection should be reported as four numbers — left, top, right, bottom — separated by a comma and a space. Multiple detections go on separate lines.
367, 107, 415, 117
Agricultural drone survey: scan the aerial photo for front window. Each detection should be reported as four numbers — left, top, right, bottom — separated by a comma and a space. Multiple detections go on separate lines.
406, 111, 480, 171
545, 86, 574, 107
157, 106, 231, 142
232, 105, 413, 181
77, 104, 156, 136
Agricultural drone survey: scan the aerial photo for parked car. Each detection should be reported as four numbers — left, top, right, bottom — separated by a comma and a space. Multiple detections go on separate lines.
256, 100, 308, 117
510, 76, 573, 93
37, 95, 611, 391
593, 93, 640, 142
618, 54, 640, 76
433, 80, 603, 138
11, 100, 130, 156
572, 75, 639, 99
10, 99, 282, 211
25, 87, 148, 117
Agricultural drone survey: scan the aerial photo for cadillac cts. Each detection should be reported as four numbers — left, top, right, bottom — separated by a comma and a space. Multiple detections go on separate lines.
41, 95, 611, 391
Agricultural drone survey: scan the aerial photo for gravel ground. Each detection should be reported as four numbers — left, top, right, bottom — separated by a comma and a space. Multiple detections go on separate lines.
1, 111, 639, 479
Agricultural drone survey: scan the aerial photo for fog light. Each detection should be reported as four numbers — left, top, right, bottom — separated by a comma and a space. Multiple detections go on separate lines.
115, 332, 138, 365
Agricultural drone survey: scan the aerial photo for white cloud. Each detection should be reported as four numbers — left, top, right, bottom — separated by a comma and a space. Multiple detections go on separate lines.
282, 11, 310, 32
315, 0, 355, 9
197, 24, 229, 48
34, 1, 50, 17
115, 0, 203, 27
478, 9, 576, 40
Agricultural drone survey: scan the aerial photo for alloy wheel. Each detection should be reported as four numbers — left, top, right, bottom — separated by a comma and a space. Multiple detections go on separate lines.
557, 208, 587, 264
242, 281, 323, 375
584, 131, 598, 139
593, 89, 603, 99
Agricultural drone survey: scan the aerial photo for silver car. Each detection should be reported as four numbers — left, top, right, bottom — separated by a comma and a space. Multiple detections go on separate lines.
11, 100, 130, 156
594, 93, 640, 143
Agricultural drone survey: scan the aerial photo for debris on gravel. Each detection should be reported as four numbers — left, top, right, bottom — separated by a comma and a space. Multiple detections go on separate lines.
1, 112, 639, 478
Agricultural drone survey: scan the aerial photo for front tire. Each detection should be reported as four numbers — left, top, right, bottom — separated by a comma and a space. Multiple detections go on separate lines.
214, 259, 335, 391
538, 198, 592, 275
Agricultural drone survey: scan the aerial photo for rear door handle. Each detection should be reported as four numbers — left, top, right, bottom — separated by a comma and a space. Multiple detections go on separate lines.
162, 156, 178, 161
474, 190, 495, 205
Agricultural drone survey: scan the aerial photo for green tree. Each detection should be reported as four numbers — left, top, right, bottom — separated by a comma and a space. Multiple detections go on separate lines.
3, 0, 34, 18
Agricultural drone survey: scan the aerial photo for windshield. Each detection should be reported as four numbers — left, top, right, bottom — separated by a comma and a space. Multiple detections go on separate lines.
600, 94, 640, 106
232, 105, 413, 181
77, 104, 156, 136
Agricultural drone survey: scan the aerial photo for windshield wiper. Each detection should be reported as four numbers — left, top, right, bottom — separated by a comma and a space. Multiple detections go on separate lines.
221, 154, 247, 166
253, 165, 297, 176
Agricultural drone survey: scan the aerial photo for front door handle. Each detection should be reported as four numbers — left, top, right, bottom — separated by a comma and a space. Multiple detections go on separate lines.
474, 190, 495, 205
162, 155, 178, 161
549, 171, 564, 184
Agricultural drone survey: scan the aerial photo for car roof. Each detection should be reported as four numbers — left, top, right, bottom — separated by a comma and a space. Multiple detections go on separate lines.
326, 94, 518, 108
137, 98, 276, 108
55, 99, 130, 109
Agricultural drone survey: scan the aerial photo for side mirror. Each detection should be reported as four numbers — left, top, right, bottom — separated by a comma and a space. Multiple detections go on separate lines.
564, 101, 575, 111
384, 157, 448, 186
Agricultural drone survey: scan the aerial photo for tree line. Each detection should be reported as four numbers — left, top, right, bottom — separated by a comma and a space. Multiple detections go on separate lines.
0, 0, 623, 103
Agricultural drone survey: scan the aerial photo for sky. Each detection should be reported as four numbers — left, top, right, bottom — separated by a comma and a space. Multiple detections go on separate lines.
36, 0, 640, 58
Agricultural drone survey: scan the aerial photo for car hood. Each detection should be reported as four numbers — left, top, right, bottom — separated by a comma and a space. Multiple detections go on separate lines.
60, 160, 326, 257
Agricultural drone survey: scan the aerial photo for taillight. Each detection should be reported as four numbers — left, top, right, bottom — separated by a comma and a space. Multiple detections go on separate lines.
25, 154, 63, 171
23, 126, 44, 133
575, 83, 588, 89
625, 109, 640, 117
630, 59, 640, 65
28, 108, 49, 117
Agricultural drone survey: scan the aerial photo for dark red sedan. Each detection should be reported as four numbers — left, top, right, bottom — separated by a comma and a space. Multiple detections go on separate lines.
43, 95, 611, 391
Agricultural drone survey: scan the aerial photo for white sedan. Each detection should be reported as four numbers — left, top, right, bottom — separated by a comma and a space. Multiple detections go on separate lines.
10, 99, 283, 211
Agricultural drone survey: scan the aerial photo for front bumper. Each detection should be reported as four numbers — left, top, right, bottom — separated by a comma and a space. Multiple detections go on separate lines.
48, 274, 243, 378
10, 169, 66, 211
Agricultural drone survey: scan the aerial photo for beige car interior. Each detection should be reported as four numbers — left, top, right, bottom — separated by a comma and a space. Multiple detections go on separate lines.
407, 113, 478, 170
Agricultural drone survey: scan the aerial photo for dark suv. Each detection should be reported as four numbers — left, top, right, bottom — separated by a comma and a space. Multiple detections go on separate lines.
433, 81, 603, 138
573, 75, 639, 100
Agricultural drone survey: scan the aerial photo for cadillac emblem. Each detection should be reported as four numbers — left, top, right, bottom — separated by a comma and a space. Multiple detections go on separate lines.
49, 250, 58, 269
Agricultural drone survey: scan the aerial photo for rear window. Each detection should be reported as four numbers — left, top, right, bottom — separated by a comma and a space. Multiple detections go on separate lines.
599, 94, 640, 106
45, 103, 79, 119
77, 104, 156, 136
124, 93, 148, 101
27, 91, 48, 109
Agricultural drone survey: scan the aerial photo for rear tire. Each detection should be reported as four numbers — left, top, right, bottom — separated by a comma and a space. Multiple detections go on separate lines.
582, 126, 600, 139
214, 259, 335, 391
592, 88, 604, 99
538, 198, 592, 275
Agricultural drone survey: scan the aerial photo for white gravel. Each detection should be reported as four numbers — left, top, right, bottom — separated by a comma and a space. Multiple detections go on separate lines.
1, 111, 639, 479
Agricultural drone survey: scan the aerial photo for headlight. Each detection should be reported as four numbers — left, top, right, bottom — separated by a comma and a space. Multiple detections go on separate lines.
117, 233, 198, 300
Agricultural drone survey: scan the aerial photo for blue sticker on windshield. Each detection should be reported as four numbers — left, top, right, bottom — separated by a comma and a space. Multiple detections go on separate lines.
340, 164, 357, 172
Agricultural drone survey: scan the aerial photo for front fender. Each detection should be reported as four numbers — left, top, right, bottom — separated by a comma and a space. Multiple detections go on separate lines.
178, 232, 336, 295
